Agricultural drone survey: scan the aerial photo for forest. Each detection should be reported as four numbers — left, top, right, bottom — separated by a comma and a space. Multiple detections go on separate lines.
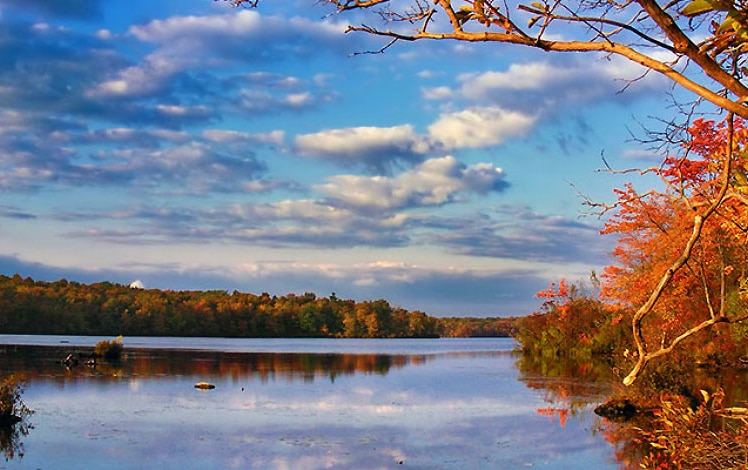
514, 117, 748, 373
0, 274, 516, 338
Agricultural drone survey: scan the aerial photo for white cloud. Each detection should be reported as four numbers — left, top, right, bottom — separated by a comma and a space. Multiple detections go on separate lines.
417, 70, 441, 79
293, 109, 536, 171
295, 125, 427, 158
90, 10, 350, 100
460, 62, 573, 98
88, 55, 181, 98
251, 199, 352, 222
284, 92, 312, 107
422, 86, 452, 100
428, 106, 536, 150
129, 9, 348, 55
317, 156, 506, 210
201, 129, 285, 146
155, 104, 210, 117
129, 10, 263, 42
424, 58, 667, 114
293, 125, 434, 172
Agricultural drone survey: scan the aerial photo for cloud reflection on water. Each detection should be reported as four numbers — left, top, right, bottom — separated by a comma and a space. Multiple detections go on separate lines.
0, 338, 617, 469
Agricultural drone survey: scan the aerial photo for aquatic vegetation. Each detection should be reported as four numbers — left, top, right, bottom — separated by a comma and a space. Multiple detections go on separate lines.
0, 375, 33, 461
94, 336, 124, 361
0, 376, 31, 427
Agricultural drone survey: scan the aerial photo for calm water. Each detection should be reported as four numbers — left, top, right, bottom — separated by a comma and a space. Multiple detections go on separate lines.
0, 336, 618, 469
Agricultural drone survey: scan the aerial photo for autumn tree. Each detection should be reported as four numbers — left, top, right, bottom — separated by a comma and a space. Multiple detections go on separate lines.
228, 0, 747, 384
602, 117, 748, 383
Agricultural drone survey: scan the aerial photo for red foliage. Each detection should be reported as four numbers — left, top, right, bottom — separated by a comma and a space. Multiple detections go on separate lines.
536, 406, 569, 427
601, 116, 748, 355
536, 279, 570, 319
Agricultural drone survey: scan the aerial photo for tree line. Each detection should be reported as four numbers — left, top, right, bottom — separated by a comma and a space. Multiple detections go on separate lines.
0, 274, 516, 338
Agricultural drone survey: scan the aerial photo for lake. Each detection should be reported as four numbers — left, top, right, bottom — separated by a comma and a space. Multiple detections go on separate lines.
0, 335, 620, 469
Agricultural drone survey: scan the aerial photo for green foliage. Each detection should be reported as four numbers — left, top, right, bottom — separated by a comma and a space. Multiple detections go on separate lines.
514, 287, 629, 359
0, 275, 505, 338
94, 336, 124, 360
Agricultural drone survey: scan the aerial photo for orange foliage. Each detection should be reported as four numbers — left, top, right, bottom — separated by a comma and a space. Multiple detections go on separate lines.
601, 117, 748, 358
536, 279, 570, 319
536, 406, 569, 427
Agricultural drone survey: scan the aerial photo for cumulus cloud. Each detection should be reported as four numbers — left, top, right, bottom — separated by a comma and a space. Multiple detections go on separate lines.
74, 128, 191, 148
155, 104, 211, 119
0, 7, 348, 142
318, 156, 508, 211
422, 57, 668, 114
0, 127, 277, 193
236, 86, 333, 114
88, 58, 177, 99
428, 107, 536, 150
422, 86, 452, 100
50, 155, 509, 249
293, 108, 534, 173
458, 62, 575, 97
89, 10, 352, 101
294, 125, 432, 173
0, 1, 624, 320
61, 201, 413, 249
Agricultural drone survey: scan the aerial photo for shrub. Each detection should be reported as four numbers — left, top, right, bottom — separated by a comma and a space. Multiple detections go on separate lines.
94, 335, 124, 361
0, 376, 32, 427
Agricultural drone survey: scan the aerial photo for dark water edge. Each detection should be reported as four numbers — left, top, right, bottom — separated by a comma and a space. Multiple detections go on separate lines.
0, 334, 517, 353
0, 336, 624, 469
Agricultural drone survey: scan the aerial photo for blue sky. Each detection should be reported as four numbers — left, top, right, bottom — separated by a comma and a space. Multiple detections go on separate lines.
0, 0, 675, 316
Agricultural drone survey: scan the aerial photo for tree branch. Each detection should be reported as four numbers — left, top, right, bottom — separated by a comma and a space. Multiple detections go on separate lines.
623, 114, 735, 386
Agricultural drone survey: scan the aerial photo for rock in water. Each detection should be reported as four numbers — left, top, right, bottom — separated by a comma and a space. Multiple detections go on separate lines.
194, 382, 216, 390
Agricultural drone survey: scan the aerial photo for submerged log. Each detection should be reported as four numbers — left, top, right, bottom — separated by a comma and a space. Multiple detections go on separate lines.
63, 353, 78, 367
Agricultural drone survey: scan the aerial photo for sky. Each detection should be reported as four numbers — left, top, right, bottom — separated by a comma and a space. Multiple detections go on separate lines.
0, 0, 678, 316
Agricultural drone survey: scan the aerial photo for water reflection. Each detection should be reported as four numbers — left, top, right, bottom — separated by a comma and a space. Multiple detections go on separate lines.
515, 352, 616, 421
0, 376, 33, 463
0, 345, 437, 385
0, 419, 30, 461
514, 350, 748, 469
0, 340, 626, 469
